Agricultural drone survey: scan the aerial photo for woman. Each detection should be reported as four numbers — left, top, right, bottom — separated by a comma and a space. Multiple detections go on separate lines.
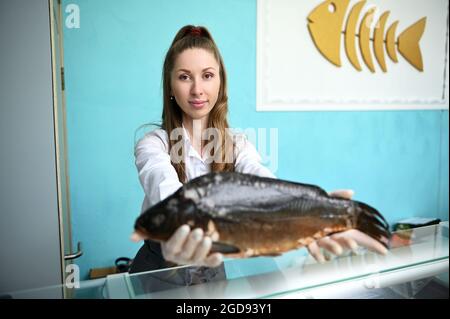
130, 25, 387, 275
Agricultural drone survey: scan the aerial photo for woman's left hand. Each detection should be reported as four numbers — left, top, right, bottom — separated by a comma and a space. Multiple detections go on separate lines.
306, 189, 388, 263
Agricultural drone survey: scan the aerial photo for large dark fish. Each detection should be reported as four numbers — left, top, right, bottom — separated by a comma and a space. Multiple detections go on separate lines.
134, 172, 390, 257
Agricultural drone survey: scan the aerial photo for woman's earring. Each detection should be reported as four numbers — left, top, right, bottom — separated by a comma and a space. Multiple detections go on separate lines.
170, 96, 174, 100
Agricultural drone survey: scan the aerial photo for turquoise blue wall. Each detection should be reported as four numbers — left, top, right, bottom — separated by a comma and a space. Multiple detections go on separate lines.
62, 0, 449, 280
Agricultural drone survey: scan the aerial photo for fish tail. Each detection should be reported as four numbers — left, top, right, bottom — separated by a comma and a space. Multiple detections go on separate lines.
397, 17, 426, 71
354, 201, 391, 248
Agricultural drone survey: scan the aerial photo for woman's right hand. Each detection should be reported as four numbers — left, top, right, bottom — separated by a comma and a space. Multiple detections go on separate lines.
161, 225, 223, 268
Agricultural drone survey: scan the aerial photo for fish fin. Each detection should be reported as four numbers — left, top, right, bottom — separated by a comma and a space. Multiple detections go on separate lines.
354, 201, 391, 249
211, 242, 241, 254
398, 17, 426, 71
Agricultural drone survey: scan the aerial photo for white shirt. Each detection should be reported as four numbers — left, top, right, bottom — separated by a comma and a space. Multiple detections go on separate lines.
135, 127, 275, 212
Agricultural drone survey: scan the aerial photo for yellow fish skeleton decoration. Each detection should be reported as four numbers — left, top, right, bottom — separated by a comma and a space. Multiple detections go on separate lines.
307, 0, 427, 72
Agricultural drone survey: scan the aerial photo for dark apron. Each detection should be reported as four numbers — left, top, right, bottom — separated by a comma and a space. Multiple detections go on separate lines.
129, 240, 226, 293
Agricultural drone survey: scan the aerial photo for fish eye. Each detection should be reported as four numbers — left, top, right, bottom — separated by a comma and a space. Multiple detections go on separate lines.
328, 2, 336, 13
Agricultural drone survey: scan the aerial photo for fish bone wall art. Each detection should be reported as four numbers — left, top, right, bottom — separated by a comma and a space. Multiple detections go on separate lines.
307, 0, 426, 72
256, 0, 449, 111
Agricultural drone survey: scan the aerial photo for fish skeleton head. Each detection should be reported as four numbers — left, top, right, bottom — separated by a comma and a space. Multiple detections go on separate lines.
134, 195, 198, 241
307, 0, 351, 66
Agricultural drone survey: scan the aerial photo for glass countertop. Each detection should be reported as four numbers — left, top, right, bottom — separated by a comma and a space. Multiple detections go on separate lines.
6, 222, 449, 299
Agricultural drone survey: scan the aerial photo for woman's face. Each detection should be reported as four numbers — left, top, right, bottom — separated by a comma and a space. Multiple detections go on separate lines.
170, 48, 220, 122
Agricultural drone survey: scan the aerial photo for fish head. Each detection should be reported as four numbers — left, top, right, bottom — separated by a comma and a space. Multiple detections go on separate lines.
307, 0, 351, 66
134, 195, 198, 242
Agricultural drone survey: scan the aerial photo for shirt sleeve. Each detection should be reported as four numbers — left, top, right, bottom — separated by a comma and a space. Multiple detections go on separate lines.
135, 130, 183, 211
234, 133, 276, 178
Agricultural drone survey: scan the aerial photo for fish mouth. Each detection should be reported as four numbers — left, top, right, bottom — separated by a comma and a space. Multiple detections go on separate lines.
134, 225, 151, 240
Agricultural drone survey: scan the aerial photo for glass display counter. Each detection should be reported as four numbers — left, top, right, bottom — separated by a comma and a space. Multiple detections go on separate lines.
6, 222, 449, 299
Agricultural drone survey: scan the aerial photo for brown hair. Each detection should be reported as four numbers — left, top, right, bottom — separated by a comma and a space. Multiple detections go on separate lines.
161, 25, 234, 182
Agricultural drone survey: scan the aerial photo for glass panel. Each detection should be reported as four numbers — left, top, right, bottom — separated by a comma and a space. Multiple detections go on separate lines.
126, 222, 449, 299
3, 223, 448, 299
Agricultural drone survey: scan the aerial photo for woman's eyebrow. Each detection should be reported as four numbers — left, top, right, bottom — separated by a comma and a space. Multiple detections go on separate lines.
176, 67, 216, 73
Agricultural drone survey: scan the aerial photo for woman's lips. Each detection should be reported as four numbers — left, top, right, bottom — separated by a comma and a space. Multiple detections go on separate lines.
189, 100, 207, 109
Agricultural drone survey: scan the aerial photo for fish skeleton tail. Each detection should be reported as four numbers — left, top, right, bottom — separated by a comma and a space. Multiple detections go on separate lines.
397, 17, 427, 71
353, 201, 391, 248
